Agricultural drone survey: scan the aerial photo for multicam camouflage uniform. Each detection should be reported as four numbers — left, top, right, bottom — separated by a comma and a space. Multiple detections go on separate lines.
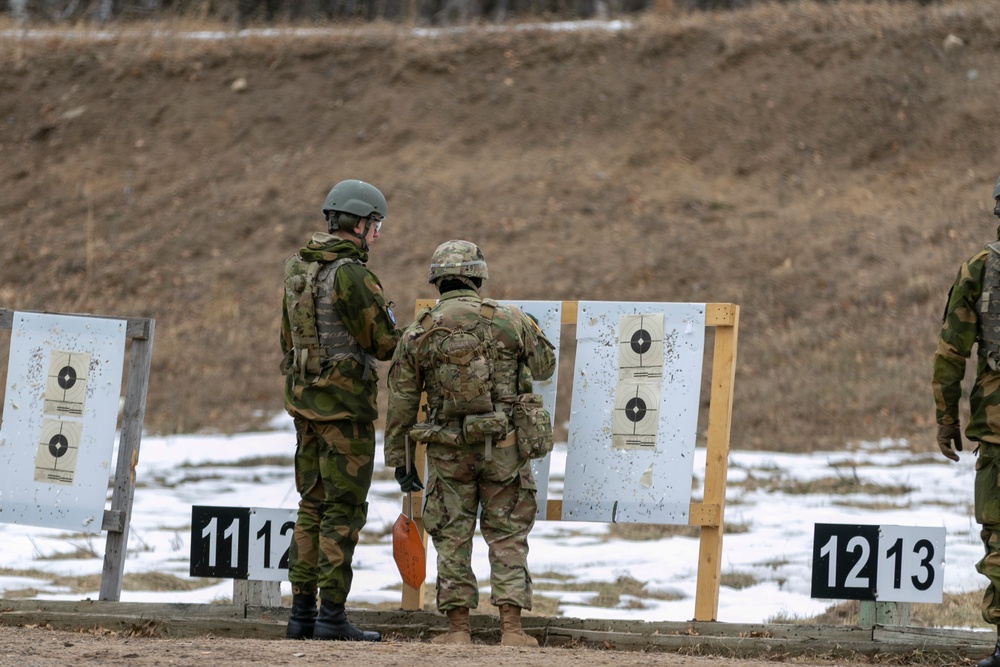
384, 289, 556, 612
933, 243, 1000, 627
281, 234, 400, 604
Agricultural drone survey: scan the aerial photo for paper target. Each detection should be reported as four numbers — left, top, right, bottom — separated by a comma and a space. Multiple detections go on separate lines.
0, 311, 126, 532
43, 350, 90, 417
618, 313, 664, 380
564, 301, 706, 525
34, 418, 82, 485
612, 381, 660, 449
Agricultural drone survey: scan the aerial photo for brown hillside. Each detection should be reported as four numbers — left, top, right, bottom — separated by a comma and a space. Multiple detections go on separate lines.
2, 1, 997, 451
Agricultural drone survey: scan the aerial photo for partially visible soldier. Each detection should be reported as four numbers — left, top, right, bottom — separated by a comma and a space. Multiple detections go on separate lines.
280, 179, 400, 642
933, 173, 1000, 667
385, 240, 556, 647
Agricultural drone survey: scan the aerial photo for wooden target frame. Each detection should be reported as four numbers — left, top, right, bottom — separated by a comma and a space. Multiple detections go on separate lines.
0, 308, 155, 602
400, 301, 739, 622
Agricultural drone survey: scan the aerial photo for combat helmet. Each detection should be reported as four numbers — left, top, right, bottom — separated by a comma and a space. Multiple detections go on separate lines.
428, 240, 489, 287
322, 179, 387, 221
322, 179, 386, 250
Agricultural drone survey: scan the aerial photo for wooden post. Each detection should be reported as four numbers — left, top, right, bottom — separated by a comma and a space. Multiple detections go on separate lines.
100, 317, 155, 601
859, 600, 911, 627
234, 580, 283, 607
693, 304, 739, 621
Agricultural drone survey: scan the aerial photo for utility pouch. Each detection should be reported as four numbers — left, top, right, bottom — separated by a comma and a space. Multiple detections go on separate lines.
513, 393, 554, 460
462, 412, 509, 446
408, 422, 462, 447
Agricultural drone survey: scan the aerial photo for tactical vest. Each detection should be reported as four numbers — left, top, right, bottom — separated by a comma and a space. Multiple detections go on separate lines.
282, 255, 377, 384
979, 242, 1000, 371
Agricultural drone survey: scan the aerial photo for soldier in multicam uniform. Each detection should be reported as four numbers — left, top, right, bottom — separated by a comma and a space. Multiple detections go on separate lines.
280, 179, 400, 642
384, 240, 556, 647
934, 174, 1000, 667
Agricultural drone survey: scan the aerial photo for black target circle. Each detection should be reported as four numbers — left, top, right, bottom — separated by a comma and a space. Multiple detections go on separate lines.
630, 329, 652, 355
57, 366, 77, 390
625, 396, 647, 422
48, 433, 69, 458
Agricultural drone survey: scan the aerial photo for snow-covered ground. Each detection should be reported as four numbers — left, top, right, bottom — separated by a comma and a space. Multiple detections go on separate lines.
0, 415, 985, 627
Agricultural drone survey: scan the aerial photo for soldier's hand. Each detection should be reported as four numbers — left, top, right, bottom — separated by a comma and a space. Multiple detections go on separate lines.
394, 464, 424, 492
937, 423, 962, 462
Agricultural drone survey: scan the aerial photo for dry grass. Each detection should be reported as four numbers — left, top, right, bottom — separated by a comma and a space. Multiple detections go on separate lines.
0, 567, 220, 597
793, 591, 992, 632
3, 1, 999, 451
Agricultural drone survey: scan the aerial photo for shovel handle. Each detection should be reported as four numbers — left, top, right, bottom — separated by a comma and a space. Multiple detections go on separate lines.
404, 435, 413, 521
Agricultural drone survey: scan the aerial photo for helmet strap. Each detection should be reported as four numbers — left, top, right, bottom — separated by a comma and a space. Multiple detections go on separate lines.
355, 218, 372, 252
328, 213, 370, 251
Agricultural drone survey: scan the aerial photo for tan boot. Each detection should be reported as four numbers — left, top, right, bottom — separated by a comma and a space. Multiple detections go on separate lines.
431, 607, 472, 645
498, 604, 538, 647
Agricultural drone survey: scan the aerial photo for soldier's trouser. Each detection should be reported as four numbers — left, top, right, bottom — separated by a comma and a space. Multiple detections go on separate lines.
287, 418, 374, 604
976, 444, 1000, 627
422, 440, 537, 612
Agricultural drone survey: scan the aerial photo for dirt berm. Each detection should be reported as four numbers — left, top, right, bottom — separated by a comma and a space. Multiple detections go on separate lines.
1, 1, 998, 451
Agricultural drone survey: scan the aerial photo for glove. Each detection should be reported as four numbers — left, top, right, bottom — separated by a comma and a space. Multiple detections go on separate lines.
937, 423, 962, 462
394, 464, 424, 493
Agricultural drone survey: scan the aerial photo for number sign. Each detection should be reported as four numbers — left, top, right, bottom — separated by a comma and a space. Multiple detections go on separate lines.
190, 506, 297, 581
811, 523, 945, 603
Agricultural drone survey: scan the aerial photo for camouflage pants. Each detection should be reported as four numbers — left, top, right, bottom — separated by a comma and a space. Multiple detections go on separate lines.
422, 440, 537, 612
976, 444, 1000, 628
287, 418, 374, 604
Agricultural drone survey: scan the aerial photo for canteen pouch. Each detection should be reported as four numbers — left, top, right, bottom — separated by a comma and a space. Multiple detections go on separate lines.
513, 393, 554, 459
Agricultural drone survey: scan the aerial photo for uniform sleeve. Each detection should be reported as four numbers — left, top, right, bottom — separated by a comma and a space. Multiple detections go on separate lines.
932, 255, 983, 426
384, 335, 423, 468
334, 264, 402, 362
519, 311, 556, 382
280, 292, 292, 359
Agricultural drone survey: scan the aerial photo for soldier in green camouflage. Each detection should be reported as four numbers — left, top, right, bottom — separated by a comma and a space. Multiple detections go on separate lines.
934, 174, 1000, 667
280, 179, 400, 642
385, 240, 555, 647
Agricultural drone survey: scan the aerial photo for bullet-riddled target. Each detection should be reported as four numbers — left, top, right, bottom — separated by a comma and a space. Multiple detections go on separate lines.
613, 381, 661, 449
618, 313, 664, 381
43, 350, 90, 417
35, 418, 82, 485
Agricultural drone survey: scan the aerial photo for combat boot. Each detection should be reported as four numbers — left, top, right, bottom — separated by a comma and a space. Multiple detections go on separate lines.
498, 603, 538, 647
313, 600, 381, 641
285, 592, 318, 639
978, 639, 1000, 667
432, 607, 472, 645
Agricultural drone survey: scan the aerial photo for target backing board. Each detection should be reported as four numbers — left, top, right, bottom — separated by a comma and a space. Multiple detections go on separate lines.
502, 301, 561, 522
563, 301, 705, 525
0, 312, 126, 532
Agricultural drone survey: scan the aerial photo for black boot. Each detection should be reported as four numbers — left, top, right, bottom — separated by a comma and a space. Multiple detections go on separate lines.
313, 600, 381, 642
286, 592, 317, 640
979, 640, 1000, 667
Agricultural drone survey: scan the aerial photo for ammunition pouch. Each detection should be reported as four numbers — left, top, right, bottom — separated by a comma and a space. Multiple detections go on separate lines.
512, 393, 554, 460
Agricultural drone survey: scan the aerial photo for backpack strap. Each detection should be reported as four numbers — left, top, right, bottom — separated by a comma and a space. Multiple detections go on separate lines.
479, 298, 497, 324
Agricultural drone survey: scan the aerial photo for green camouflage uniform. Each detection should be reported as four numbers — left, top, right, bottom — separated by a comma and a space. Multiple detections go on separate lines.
281, 233, 400, 604
933, 246, 1000, 626
384, 289, 556, 611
